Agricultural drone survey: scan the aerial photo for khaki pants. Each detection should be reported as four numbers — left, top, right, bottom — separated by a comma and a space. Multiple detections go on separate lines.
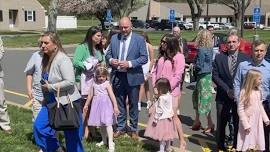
0, 78, 11, 130
32, 98, 42, 122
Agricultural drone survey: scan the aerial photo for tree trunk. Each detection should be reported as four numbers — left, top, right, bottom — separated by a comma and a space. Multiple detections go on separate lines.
47, 0, 58, 33
193, 16, 200, 30
235, 12, 242, 32
187, 0, 204, 30
96, 11, 106, 30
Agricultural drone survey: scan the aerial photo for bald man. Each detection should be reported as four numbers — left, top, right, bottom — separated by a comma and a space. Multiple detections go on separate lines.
106, 17, 148, 139
173, 26, 188, 56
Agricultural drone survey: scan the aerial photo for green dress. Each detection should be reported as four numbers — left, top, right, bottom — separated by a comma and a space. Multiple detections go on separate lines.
73, 43, 105, 82
192, 73, 213, 114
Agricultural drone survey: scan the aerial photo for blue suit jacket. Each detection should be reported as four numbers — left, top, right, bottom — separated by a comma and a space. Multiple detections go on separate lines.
105, 32, 148, 86
212, 51, 250, 103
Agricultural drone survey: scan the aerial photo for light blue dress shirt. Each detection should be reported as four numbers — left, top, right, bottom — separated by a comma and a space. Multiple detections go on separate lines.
234, 59, 270, 103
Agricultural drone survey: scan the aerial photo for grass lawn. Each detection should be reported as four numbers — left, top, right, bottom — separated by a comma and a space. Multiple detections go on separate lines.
77, 19, 100, 27
2, 27, 270, 48
0, 105, 157, 152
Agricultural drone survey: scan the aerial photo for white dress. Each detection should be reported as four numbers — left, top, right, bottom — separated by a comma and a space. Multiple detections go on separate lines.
142, 43, 150, 79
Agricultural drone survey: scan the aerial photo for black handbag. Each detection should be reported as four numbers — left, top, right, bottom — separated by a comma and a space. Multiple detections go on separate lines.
47, 86, 81, 131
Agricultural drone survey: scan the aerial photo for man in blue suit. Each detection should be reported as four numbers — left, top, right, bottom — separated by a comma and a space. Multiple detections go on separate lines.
106, 17, 148, 139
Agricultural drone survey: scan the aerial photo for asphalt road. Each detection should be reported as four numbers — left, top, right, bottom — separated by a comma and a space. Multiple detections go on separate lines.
3, 46, 218, 152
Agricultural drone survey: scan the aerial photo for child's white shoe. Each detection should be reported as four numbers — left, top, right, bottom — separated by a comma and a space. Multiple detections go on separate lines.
138, 102, 141, 111
96, 141, 106, 147
108, 142, 115, 152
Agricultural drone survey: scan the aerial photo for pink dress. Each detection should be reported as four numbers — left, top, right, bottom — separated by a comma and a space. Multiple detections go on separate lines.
237, 90, 269, 151
152, 52, 185, 97
151, 52, 185, 108
88, 80, 116, 126
144, 93, 177, 141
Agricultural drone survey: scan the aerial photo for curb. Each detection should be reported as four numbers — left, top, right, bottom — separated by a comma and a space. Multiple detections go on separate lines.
4, 44, 78, 51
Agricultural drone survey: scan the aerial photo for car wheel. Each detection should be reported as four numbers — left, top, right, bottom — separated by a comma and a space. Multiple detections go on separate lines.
199, 26, 203, 30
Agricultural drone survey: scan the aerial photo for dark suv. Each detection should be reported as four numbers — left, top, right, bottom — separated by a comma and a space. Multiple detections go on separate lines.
131, 20, 147, 28
153, 19, 184, 30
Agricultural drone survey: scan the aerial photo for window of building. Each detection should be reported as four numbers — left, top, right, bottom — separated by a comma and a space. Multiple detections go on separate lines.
24, 10, 36, 22
0, 10, 3, 22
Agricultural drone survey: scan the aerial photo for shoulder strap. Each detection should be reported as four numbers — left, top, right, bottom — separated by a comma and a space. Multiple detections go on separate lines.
56, 85, 73, 108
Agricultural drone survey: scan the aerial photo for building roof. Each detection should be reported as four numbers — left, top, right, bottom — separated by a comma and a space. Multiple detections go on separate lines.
159, 0, 270, 16
130, 0, 270, 20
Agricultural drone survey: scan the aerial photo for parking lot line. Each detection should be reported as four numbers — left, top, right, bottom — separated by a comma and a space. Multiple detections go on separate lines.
199, 139, 212, 152
6, 100, 31, 110
24, 99, 33, 107
4, 89, 28, 98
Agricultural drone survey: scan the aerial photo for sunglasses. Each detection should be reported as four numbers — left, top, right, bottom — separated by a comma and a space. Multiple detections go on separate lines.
254, 49, 265, 52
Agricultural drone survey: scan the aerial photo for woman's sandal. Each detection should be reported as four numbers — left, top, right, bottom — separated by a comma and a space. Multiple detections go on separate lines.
191, 122, 202, 130
203, 124, 215, 133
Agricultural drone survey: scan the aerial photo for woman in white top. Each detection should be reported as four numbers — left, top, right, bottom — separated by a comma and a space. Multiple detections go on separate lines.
138, 32, 154, 111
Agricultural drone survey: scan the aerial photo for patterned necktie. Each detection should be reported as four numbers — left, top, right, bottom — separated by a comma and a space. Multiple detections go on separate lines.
230, 55, 237, 76
120, 37, 126, 61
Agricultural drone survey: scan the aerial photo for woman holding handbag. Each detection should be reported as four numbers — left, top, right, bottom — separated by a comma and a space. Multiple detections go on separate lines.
33, 31, 84, 152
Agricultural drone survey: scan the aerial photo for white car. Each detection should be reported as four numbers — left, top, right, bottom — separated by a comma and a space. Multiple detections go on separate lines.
224, 23, 235, 29
178, 21, 193, 30
199, 21, 220, 30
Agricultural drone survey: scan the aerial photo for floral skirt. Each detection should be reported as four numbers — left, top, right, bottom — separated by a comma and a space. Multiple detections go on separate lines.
192, 73, 213, 115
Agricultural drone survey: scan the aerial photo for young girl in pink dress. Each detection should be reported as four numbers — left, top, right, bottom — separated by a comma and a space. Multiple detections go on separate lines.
144, 78, 176, 152
83, 66, 119, 152
237, 69, 270, 151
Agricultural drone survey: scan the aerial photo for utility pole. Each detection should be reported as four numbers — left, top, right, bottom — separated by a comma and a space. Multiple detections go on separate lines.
241, 0, 245, 38
206, 0, 209, 21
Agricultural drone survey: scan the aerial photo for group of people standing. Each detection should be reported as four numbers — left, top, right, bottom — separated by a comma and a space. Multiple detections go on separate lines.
22, 16, 187, 152
192, 26, 270, 152
1, 15, 270, 152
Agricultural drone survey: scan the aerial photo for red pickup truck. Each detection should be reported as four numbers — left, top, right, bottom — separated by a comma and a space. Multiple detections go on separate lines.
185, 33, 252, 63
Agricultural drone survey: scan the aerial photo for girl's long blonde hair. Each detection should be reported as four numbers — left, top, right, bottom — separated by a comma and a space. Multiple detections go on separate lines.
240, 69, 262, 107
195, 29, 213, 48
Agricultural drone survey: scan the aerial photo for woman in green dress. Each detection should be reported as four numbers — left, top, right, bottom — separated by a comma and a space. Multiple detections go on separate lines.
192, 29, 214, 133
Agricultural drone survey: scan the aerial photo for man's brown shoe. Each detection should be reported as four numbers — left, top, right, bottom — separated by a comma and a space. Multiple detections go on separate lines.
113, 131, 125, 138
130, 132, 139, 140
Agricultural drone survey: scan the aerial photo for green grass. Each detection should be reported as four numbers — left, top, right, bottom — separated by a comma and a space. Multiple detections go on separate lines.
2, 28, 270, 48
0, 106, 38, 152
77, 19, 100, 27
0, 105, 156, 152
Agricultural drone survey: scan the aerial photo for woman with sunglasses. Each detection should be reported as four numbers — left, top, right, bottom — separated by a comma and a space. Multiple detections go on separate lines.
151, 33, 186, 151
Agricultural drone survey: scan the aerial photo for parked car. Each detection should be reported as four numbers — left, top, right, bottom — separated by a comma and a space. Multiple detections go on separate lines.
153, 19, 185, 31
224, 23, 235, 29
243, 22, 264, 29
146, 19, 159, 28
177, 21, 193, 30
199, 21, 220, 30
186, 32, 252, 63
131, 19, 147, 28
243, 22, 255, 29
215, 22, 226, 30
